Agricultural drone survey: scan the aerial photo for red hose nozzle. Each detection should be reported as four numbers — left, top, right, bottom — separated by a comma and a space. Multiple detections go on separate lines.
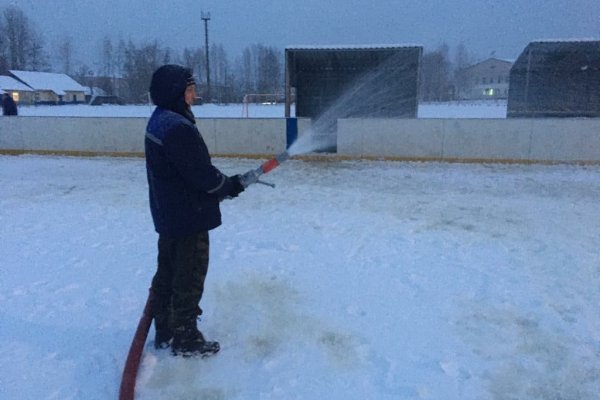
239, 151, 290, 188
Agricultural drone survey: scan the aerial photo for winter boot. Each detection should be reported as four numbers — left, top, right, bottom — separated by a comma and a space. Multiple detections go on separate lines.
151, 294, 173, 349
153, 313, 173, 349
171, 321, 220, 357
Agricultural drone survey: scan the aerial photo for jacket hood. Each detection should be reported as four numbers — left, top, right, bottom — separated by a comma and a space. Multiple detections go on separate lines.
149, 64, 196, 123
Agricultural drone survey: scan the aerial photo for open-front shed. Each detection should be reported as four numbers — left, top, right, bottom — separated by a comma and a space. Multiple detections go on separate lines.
507, 40, 600, 118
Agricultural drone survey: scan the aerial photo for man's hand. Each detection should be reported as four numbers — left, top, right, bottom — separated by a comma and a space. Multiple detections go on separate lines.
228, 175, 245, 198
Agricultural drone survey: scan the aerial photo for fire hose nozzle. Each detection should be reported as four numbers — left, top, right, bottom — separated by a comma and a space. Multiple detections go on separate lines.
239, 168, 262, 188
256, 179, 275, 188
238, 151, 290, 189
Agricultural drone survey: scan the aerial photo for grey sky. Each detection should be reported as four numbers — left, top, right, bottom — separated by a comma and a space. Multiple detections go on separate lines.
2, 0, 599, 68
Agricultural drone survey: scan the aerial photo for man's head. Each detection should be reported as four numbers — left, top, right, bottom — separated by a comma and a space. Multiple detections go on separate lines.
184, 84, 197, 107
149, 64, 196, 109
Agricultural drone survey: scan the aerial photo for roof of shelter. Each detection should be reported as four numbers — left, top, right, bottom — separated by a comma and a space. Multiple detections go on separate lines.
286, 44, 422, 51
286, 45, 423, 76
464, 57, 514, 70
511, 40, 600, 72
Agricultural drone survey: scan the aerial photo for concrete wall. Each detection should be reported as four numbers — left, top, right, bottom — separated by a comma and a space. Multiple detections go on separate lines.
1, 116, 599, 163
0, 117, 146, 154
0, 117, 291, 156
338, 118, 600, 163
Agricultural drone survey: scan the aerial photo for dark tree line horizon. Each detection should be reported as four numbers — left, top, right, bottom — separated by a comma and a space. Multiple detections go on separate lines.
1, 5, 481, 103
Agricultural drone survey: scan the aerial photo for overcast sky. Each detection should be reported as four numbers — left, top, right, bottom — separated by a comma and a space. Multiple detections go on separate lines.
2, 0, 599, 69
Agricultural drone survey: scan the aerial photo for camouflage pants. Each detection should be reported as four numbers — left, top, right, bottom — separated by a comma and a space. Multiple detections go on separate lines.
150, 231, 210, 330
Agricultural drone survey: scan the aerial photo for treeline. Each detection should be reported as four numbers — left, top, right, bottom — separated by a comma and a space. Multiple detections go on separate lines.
0, 5, 283, 103
89, 39, 283, 103
1, 5, 476, 103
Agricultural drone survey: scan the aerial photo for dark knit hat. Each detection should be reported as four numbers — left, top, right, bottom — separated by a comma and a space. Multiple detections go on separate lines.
149, 64, 195, 108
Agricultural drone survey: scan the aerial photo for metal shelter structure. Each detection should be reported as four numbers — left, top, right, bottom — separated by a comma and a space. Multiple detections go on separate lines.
284, 45, 422, 122
507, 40, 600, 118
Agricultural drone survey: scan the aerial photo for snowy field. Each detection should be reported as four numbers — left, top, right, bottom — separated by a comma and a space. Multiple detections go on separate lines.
15, 100, 508, 119
1, 153, 599, 399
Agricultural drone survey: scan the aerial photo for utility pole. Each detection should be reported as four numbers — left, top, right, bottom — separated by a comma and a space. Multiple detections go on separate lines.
201, 11, 211, 102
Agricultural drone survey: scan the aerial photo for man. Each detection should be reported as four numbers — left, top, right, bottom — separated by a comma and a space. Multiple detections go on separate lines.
145, 64, 245, 357
2, 93, 18, 116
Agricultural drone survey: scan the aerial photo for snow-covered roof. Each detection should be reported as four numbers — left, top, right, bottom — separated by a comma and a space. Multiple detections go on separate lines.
465, 57, 514, 70
0, 75, 34, 92
286, 44, 422, 50
10, 70, 85, 95
531, 38, 599, 44
84, 86, 107, 96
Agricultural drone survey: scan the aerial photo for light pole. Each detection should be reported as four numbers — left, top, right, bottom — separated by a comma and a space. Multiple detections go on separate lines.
201, 11, 211, 102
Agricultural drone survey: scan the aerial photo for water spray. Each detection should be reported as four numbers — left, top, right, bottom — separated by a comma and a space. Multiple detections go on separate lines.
239, 150, 290, 188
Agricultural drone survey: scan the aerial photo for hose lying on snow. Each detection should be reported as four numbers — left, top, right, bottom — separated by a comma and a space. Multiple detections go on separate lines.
119, 289, 153, 400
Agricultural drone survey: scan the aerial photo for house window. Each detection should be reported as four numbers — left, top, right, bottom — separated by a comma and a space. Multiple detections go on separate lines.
482, 77, 487, 84
12, 92, 20, 102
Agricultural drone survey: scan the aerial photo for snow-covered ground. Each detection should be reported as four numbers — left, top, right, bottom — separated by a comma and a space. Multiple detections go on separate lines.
15, 100, 508, 119
1, 153, 599, 399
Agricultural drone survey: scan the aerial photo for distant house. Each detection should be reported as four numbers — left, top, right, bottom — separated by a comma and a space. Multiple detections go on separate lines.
84, 86, 107, 102
457, 58, 513, 100
9, 70, 86, 105
0, 75, 35, 104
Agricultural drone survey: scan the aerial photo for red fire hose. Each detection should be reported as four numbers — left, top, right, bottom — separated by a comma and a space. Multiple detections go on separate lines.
119, 289, 153, 400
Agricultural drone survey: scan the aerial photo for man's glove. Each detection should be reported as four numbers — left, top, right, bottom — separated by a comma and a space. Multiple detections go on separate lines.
228, 175, 245, 198
238, 169, 260, 188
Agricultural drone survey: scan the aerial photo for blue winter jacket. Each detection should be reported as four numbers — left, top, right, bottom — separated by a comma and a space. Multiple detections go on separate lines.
145, 107, 234, 237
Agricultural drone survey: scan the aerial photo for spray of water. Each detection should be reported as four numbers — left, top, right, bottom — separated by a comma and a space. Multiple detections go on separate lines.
287, 50, 420, 156
287, 129, 333, 156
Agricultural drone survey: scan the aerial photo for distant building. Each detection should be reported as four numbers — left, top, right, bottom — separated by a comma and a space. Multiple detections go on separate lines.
84, 86, 107, 102
507, 40, 600, 118
0, 75, 35, 104
457, 58, 513, 100
9, 70, 86, 105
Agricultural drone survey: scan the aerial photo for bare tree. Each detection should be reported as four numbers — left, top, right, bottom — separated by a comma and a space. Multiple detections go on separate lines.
57, 36, 74, 74
0, 16, 7, 73
74, 63, 94, 87
114, 39, 127, 97
453, 42, 474, 100
100, 36, 114, 78
2, 6, 30, 70
181, 46, 204, 83
420, 44, 452, 101
0, 5, 48, 72
210, 43, 235, 102
122, 40, 164, 103
27, 29, 49, 71
236, 46, 257, 95
257, 45, 282, 94
233, 44, 282, 99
